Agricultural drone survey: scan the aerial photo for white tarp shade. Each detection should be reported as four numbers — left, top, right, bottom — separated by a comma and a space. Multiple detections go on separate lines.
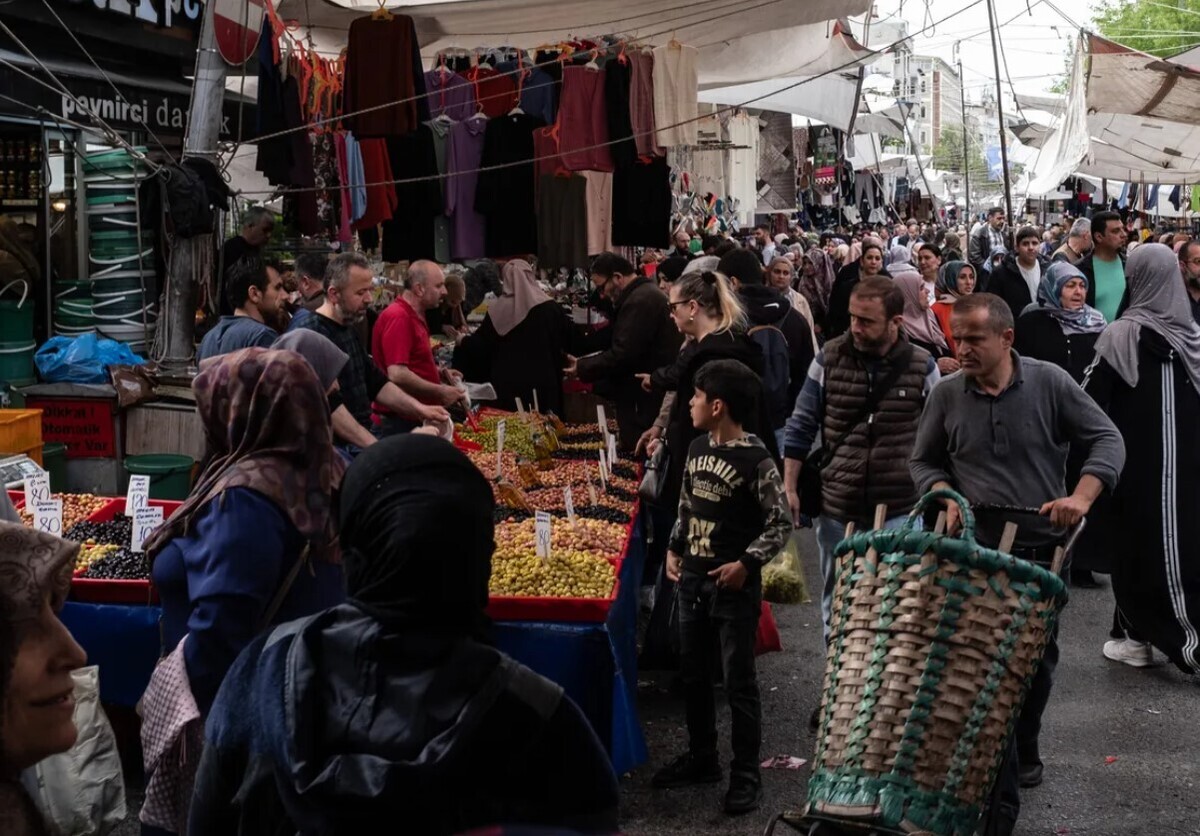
1026, 38, 1090, 194
852, 104, 905, 139
276, 0, 870, 89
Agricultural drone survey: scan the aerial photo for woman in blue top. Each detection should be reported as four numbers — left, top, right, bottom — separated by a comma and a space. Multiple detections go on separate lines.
139, 347, 344, 835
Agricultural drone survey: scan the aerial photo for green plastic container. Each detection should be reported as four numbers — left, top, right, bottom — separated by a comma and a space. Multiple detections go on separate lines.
0, 280, 32, 341
0, 341, 36, 385
124, 453, 194, 500
43, 443, 67, 492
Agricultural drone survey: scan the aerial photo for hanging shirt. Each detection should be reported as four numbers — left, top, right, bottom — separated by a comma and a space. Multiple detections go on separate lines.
612, 156, 671, 248
652, 43, 698, 148
724, 112, 759, 224
424, 69, 477, 121
343, 15, 428, 137
343, 132, 367, 223
629, 51, 664, 157
1092, 256, 1126, 324
461, 65, 518, 119
558, 65, 614, 172
604, 57, 636, 169
446, 118, 488, 260
352, 138, 396, 232
380, 125, 442, 263
476, 112, 544, 257
495, 61, 558, 125
426, 119, 453, 264
583, 170, 613, 256
538, 173, 588, 271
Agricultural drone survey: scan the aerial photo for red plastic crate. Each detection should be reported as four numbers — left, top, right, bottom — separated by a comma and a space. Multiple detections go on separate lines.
69, 497, 184, 605
486, 551, 621, 624
6, 489, 23, 511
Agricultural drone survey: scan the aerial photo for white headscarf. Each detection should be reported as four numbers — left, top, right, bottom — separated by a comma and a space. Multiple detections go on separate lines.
488, 259, 551, 336
1092, 243, 1200, 391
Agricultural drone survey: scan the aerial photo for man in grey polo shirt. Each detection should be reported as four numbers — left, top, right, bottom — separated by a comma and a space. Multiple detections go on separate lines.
910, 292, 1125, 836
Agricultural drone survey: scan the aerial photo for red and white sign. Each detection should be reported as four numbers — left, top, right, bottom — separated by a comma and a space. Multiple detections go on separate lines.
213, 0, 266, 66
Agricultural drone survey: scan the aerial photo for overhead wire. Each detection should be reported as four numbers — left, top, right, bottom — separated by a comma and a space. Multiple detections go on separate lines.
234, 0, 992, 197
33, 0, 178, 164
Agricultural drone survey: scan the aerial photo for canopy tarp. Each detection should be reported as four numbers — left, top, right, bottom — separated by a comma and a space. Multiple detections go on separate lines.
275, 0, 870, 91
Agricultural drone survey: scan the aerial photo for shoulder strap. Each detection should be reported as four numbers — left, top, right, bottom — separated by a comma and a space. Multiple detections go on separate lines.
816, 343, 916, 464
748, 324, 788, 346
257, 543, 311, 635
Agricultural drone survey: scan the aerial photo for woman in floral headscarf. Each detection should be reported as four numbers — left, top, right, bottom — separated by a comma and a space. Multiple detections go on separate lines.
139, 347, 345, 835
0, 524, 86, 836
1015, 261, 1106, 383
798, 247, 837, 333
931, 260, 977, 353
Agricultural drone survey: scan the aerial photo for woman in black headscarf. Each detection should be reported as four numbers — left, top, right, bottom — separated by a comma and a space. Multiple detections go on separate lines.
189, 435, 620, 836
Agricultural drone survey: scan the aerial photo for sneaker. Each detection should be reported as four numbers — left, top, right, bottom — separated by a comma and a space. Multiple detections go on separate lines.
651, 752, 722, 789
1103, 638, 1156, 668
1018, 761, 1044, 788
723, 775, 762, 815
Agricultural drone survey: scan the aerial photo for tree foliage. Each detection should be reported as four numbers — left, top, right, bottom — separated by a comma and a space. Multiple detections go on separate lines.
1092, 0, 1200, 57
931, 124, 989, 176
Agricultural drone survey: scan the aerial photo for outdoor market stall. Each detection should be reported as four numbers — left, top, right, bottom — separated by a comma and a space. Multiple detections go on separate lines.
15, 407, 650, 773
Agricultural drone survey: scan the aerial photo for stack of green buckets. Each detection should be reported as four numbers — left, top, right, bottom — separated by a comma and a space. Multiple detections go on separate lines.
0, 278, 35, 387
84, 147, 155, 356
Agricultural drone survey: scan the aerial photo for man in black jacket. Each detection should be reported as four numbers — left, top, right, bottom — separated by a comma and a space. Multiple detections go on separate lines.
988, 226, 1049, 323
567, 253, 683, 450
719, 248, 815, 417
969, 206, 1007, 276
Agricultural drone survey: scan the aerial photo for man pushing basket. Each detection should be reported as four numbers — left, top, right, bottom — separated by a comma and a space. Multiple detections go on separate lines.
909, 293, 1125, 836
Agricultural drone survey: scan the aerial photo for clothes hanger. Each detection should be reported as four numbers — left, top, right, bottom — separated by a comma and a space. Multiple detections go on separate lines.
370, 0, 393, 21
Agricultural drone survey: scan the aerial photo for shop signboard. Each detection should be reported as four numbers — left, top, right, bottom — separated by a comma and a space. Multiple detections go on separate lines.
24, 398, 116, 459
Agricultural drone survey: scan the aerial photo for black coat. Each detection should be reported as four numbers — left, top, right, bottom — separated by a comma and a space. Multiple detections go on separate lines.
454, 300, 573, 415
988, 252, 1049, 323
576, 277, 683, 449
824, 261, 861, 340
738, 284, 816, 404
1013, 309, 1100, 384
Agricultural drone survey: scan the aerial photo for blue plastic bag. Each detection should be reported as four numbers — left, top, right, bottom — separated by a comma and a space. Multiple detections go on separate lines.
34, 333, 145, 384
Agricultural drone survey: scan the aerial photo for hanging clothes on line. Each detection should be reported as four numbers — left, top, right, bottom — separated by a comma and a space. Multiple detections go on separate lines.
629, 50, 664, 158
652, 42, 698, 148
558, 64, 614, 172
426, 118, 454, 263
476, 112, 544, 257
424, 66, 478, 121
343, 13, 428, 137
613, 156, 671, 248
538, 173, 589, 271
462, 64, 519, 119
380, 125, 443, 263
446, 117, 489, 261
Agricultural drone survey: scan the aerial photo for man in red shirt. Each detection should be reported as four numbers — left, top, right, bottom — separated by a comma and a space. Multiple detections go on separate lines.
373, 260, 466, 435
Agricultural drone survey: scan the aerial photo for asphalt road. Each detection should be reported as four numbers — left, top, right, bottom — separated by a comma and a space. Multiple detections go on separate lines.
622, 529, 1200, 836
110, 528, 1199, 836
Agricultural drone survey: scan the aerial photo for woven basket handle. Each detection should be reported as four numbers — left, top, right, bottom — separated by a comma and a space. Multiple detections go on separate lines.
904, 487, 976, 544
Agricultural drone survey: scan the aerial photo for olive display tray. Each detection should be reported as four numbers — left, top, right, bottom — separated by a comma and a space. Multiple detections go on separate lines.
69, 497, 182, 605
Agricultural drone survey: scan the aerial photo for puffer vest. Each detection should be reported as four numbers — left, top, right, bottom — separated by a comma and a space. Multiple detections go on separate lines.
820, 335, 931, 523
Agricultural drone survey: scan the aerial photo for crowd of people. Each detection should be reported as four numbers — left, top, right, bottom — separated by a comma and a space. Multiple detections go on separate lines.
3, 203, 1199, 836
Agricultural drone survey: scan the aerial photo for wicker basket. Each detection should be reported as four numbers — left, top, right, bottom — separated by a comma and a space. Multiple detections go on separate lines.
805, 489, 1069, 836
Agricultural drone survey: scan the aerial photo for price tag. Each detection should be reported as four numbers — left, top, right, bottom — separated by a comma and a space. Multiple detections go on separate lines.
126, 474, 151, 514
24, 470, 50, 508
598, 448, 608, 480
515, 397, 527, 419
597, 456, 608, 491
607, 433, 618, 467
532, 388, 540, 414
496, 419, 507, 477
596, 404, 608, 435
563, 486, 576, 525
32, 499, 62, 536
131, 506, 164, 554
534, 510, 552, 560
587, 482, 598, 505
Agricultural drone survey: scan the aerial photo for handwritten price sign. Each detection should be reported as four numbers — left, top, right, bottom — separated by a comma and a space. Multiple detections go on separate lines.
131, 506, 164, 554
126, 474, 150, 514
534, 510, 552, 560
32, 499, 62, 535
24, 470, 50, 508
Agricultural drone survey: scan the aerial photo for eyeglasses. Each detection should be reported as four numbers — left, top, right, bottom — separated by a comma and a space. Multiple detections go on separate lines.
667, 300, 692, 311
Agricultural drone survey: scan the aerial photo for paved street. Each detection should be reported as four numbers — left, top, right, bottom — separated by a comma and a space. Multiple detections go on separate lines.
622, 530, 1200, 836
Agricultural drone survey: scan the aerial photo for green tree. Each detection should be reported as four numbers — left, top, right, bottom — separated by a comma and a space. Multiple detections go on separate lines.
1092, 0, 1200, 56
931, 125, 989, 177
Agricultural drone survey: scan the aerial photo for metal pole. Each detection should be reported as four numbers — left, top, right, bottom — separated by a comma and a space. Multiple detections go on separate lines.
986, 0, 1014, 228
956, 48, 971, 224
160, 0, 226, 369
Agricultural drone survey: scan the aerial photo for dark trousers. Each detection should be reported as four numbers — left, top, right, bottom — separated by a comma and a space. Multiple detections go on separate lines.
678, 567, 762, 781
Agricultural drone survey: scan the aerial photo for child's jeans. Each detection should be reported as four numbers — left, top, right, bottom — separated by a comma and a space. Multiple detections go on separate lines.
678, 566, 762, 782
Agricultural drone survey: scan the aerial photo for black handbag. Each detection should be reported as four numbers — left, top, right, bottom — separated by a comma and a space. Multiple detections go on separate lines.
796, 345, 913, 518
638, 439, 671, 506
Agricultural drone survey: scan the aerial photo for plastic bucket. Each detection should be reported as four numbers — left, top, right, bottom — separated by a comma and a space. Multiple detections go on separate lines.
124, 453, 194, 500
0, 281, 32, 342
0, 340, 37, 385
43, 442, 67, 492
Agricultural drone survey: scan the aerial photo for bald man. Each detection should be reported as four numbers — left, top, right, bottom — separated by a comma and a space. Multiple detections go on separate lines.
371, 260, 465, 435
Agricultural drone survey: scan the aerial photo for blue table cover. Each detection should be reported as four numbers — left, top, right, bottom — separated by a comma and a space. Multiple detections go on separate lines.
59, 514, 648, 774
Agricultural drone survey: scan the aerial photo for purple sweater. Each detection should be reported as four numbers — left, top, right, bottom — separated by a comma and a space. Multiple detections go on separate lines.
447, 118, 488, 260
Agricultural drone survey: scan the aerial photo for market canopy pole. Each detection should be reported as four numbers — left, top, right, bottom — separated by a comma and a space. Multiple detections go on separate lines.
955, 43, 971, 224
160, 0, 228, 371
985, 0, 1013, 227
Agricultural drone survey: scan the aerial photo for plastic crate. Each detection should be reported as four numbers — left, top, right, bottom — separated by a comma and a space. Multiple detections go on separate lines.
0, 409, 43, 455
486, 561, 620, 624
69, 497, 183, 605
6, 489, 23, 510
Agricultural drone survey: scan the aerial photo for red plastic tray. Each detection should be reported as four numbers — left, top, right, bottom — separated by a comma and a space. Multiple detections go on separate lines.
487, 576, 620, 624
69, 497, 184, 605
6, 489, 23, 510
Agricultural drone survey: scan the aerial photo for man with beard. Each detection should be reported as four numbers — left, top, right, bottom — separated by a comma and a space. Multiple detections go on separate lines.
295, 253, 448, 452
1178, 240, 1200, 324
782, 277, 940, 704
197, 256, 287, 362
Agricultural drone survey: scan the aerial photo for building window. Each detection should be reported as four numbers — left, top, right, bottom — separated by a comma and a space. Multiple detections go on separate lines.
920, 105, 926, 118
920, 130, 927, 145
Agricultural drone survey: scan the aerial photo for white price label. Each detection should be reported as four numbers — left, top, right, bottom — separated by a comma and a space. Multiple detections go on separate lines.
608, 433, 617, 467
596, 404, 607, 435
515, 397, 527, 419
126, 474, 151, 514
563, 486, 576, 525
32, 499, 62, 536
496, 419, 507, 476
532, 389, 540, 414
534, 510, 552, 559
131, 506, 164, 554
597, 456, 608, 491
598, 449, 608, 480
587, 482, 598, 505
24, 470, 50, 508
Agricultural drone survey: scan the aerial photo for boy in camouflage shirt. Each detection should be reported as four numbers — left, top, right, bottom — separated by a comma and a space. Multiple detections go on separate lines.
653, 359, 792, 814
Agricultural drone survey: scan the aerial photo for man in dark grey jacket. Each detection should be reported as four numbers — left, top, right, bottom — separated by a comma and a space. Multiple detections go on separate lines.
910, 292, 1125, 836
